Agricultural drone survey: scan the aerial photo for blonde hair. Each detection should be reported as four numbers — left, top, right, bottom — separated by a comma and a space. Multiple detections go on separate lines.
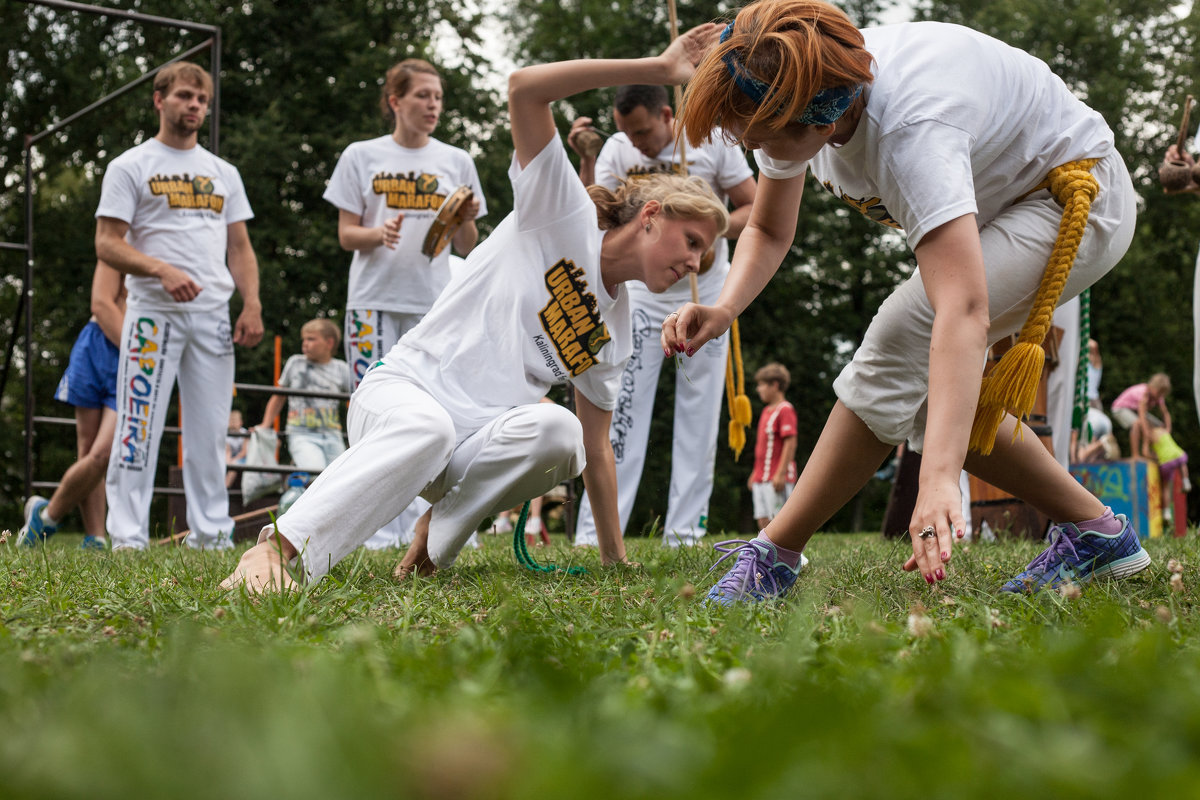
754, 362, 791, 392
1148, 373, 1172, 396
587, 173, 730, 235
154, 62, 213, 100
380, 59, 441, 122
302, 318, 341, 347
679, 0, 874, 146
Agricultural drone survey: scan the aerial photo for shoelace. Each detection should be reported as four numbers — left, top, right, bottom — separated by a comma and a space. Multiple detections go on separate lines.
1025, 525, 1080, 572
708, 539, 783, 596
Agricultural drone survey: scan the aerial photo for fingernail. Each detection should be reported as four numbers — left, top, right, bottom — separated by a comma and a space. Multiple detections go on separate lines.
941, 551, 949, 561
956, 528, 964, 538
936, 568, 945, 580
925, 574, 934, 584
686, 347, 694, 356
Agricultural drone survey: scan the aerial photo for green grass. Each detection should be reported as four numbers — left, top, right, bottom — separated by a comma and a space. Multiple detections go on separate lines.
3, 528, 1200, 799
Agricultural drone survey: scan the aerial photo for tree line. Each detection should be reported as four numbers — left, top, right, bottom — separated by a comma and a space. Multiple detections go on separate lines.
2, 0, 1198, 535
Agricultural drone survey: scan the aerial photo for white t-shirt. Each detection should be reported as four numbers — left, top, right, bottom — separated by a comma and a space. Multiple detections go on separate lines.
754, 22, 1115, 249
323, 135, 488, 314
596, 131, 752, 305
379, 137, 631, 433
278, 354, 353, 432
95, 138, 254, 312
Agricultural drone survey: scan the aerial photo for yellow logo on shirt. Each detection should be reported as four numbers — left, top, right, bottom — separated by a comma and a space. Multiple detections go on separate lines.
539, 259, 609, 377
371, 171, 448, 211
148, 174, 225, 212
821, 180, 901, 229
624, 162, 691, 180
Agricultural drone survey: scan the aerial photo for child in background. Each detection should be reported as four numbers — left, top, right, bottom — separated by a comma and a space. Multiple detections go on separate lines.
1147, 424, 1191, 523
225, 409, 249, 488
258, 319, 353, 473
748, 363, 798, 529
1111, 373, 1172, 462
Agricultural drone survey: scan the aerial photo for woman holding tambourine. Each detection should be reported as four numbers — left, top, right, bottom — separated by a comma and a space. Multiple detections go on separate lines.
323, 59, 488, 390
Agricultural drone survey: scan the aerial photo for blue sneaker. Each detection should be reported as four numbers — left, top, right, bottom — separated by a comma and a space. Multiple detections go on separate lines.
1000, 514, 1151, 594
80, 536, 108, 551
17, 496, 58, 547
704, 537, 808, 606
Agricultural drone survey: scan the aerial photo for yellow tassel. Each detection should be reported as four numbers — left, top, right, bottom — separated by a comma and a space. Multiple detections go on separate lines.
724, 319, 751, 458
733, 394, 753, 427
969, 158, 1099, 454
729, 418, 746, 460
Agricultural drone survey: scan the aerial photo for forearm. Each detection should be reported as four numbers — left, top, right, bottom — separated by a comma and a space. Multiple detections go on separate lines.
91, 262, 126, 345
773, 437, 798, 483
96, 232, 171, 280
228, 245, 261, 311
579, 157, 596, 187
920, 313, 988, 484
452, 220, 479, 255
581, 445, 627, 565
509, 57, 677, 110
260, 394, 285, 429
725, 203, 753, 240
338, 222, 385, 252
715, 223, 793, 317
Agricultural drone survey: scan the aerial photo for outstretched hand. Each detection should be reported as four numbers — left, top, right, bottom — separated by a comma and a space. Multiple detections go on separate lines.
659, 22, 723, 85
900, 475, 966, 584
660, 301, 734, 358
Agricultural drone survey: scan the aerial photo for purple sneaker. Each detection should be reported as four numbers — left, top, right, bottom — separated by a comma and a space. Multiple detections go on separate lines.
704, 537, 808, 606
1000, 514, 1151, 594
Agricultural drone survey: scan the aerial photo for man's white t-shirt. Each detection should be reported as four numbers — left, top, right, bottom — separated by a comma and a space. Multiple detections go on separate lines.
378, 137, 631, 434
596, 131, 752, 304
96, 138, 254, 312
754, 22, 1115, 248
323, 135, 488, 314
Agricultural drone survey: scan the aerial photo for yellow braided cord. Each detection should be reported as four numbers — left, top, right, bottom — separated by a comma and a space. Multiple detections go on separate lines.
731, 319, 753, 426
969, 158, 1100, 455
724, 319, 750, 460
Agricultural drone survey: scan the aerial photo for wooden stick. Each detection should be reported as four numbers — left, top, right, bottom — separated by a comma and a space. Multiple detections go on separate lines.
666, 0, 700, 303
1177, 95, 1195, 154
158, 503, 280, 546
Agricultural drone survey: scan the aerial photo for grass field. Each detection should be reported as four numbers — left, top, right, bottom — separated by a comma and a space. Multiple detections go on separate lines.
3, 527, 1200, 799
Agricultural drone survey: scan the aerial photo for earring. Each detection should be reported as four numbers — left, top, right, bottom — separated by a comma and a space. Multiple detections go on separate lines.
645, 224, 651, 232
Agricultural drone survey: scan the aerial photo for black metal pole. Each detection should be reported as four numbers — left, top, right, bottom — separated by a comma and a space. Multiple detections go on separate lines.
23, 142, 34, 503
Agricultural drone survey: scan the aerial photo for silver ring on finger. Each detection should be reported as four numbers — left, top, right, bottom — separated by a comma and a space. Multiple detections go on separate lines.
917, 526, 937, 540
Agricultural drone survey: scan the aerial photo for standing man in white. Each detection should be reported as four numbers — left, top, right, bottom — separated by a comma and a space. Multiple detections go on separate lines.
323, 58, 487, 549
95, 61, 263, 550
568, 84, 756, 547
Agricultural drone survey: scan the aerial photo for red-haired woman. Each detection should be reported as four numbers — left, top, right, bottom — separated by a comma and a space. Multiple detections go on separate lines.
662, 0, 1145, 600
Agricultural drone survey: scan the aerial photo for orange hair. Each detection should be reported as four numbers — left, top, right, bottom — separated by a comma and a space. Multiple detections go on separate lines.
679, 0, 874, 146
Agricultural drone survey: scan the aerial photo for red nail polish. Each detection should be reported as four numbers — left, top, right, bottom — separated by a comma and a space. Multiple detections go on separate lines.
925, 574, 934, 584
936, 568, 945, 580
686, 347, 694, 356
941, 551, 949, 561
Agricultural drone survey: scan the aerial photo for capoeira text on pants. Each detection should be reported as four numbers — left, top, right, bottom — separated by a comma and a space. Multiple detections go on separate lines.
119, 316, 170, 471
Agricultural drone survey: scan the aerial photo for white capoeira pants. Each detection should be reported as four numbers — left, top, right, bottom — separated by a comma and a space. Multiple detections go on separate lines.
1045, 296, 1081, 468
575, 294, 728, 548
106, 306, 235, 550
344, 307, 432, 549
260, 372, 585, 583
834, 151, 1136, 452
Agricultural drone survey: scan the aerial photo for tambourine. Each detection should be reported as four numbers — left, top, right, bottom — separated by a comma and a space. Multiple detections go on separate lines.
421, 186, 474, 258
575, 129, 604, 158
1160, 94, 1195, 194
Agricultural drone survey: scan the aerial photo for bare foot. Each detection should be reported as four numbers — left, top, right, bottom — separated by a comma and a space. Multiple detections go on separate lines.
219, 540, 298, 593
394, 508, 436, 580
393, 541, 436, 580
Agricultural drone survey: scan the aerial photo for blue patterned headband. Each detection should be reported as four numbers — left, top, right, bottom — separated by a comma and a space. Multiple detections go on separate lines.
719, 21, 863, 126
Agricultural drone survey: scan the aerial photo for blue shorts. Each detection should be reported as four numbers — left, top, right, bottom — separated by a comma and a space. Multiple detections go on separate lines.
54, 320, 119, 410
